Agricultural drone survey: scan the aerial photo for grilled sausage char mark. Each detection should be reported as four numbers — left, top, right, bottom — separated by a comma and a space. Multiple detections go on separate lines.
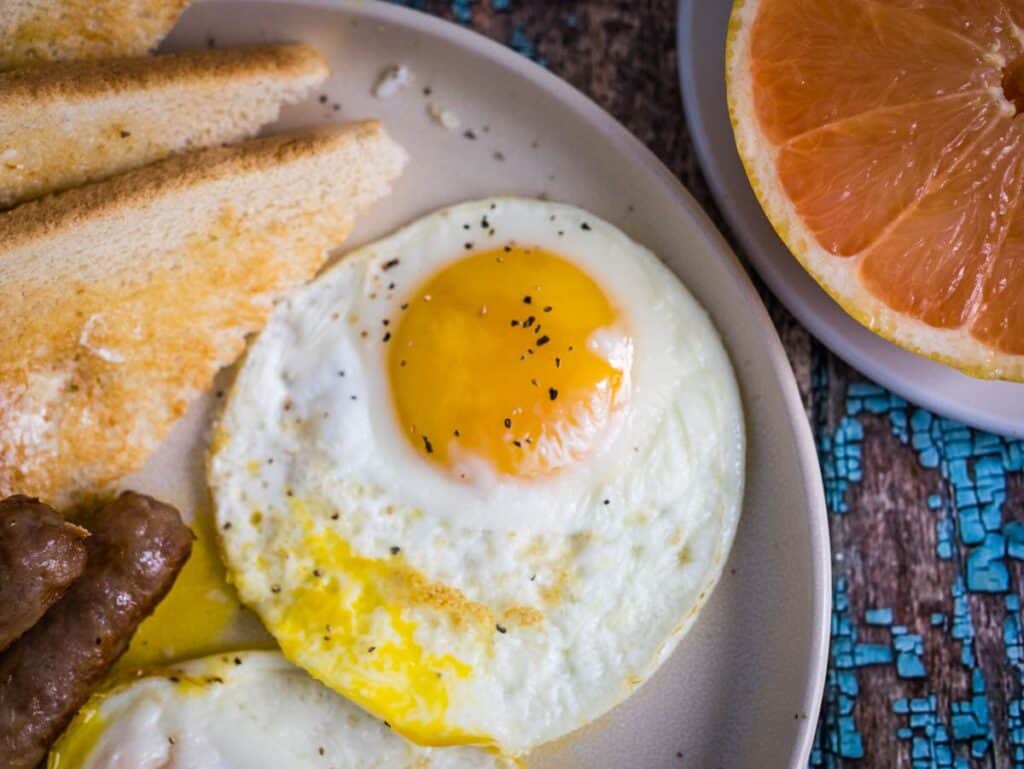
0, 495, 88, 652
0, 491, 193, 769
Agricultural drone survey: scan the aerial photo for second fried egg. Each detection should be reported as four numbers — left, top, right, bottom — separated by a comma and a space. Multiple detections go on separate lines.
209, 198, 744, 755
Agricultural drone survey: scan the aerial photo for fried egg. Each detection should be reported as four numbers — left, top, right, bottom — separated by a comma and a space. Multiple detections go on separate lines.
209, 197, 745, 755
48, 652, 514, 769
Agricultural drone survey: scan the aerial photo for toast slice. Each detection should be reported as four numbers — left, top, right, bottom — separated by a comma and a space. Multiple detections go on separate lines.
0, 0, 190, 69
0, 44, 329, 208
0, 123, 408, 506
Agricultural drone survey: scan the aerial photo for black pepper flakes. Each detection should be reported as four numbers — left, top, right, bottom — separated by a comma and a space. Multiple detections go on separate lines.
603, 499, 610, 505
313, 569, 322, 577
331, 513, 340, 520
496, 624, 507, 634
523, 316, 535, 328
548, 387, 559, 401
382, 258, 400, 270
318, 748, 325, 756
510, 320, 519, 327
120, 130, 131, 138
503, 418, 512, 428
513, 440, 522, 448
423, 435, 434, 454
581, 222, 592, 231
537, 335, 550, 346
454, 429, 461, 437
464, 242, 473, 250
270, 584, 281, 593
234, 657, 242, 665
382, 332, 391, 342
463, 129, 477, 140
523, 295, 532, 304
390, 546, 401, 555
319, 94, 328, 104
368, 646, 376, 653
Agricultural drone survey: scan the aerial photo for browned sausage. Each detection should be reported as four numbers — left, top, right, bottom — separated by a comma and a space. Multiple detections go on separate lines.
0, 491, 192, 769
0, 496, 88, 652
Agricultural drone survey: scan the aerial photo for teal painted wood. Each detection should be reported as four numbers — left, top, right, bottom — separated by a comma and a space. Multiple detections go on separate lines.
393, 2, 1024, 766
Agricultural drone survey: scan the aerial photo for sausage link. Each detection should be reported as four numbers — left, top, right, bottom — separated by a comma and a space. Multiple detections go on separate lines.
0, 491, 192, 769
0, 495, 88, 652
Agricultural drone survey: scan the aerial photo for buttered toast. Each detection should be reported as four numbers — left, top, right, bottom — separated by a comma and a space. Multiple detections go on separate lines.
0, 0, 190, 69
0, 44, 328, 208
0, 123, 407, 506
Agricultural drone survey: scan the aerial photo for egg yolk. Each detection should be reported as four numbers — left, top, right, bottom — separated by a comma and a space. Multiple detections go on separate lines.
389, 246, 630, 479
115, 508, 257, 673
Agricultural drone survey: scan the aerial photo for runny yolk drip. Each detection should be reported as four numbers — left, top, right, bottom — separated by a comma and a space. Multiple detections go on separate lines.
389, 246, 630, 479
115, 508, 253, 672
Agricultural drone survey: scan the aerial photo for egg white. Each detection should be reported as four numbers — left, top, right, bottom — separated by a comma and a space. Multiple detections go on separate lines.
209, 198, 745, 754
49, 652, 514, 769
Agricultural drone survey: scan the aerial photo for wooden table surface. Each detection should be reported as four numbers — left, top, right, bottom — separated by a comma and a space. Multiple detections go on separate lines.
392, 1, 1024, 767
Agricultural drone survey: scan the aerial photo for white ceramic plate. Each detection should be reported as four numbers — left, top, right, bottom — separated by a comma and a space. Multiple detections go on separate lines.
128, 2, 830, 766
678, 0, 1024, 439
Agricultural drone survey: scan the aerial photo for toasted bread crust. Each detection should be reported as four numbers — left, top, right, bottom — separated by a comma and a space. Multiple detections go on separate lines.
1, 124, 379, 251
0, 43, 328, 104
0, 43, 329, 209
0, 0, 190, 69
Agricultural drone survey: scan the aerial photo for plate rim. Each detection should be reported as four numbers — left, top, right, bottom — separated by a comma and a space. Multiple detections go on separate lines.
677, 0, 1024, 439
194, 1, 833, 764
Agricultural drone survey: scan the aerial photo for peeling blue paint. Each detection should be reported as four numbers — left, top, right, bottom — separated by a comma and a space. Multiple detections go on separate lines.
811, 370, 1022, 767
508, 23, 545, 65
444, 0, 473, 23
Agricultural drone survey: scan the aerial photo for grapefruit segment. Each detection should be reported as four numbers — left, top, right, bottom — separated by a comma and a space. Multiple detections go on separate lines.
875, 0, 1021, 54
777, 94, 999, 256
860, 118, 1024, 327
728, 0, 1024, 379
972, 192, 1024, 355
749, 0, 995, 145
